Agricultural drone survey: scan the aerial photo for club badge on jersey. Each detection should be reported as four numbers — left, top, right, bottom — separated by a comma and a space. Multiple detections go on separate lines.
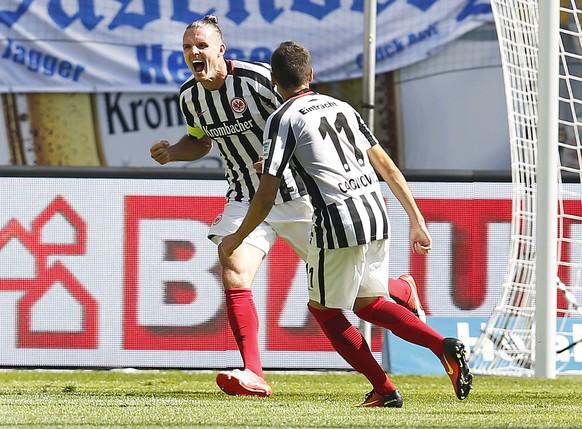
230, 97, 247, 114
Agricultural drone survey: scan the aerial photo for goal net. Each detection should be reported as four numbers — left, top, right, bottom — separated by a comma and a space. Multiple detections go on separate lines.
469, 0, 582, 376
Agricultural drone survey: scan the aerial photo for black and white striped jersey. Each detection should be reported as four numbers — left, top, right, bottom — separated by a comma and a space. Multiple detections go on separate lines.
179, 59, 306, 204
263, 89, 389, 249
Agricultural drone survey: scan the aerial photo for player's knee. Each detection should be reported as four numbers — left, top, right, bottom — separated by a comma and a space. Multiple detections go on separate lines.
353, 296, 379, 312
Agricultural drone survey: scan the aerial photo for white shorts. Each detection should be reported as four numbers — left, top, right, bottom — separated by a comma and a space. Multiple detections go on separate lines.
306, 240, 390, 310
208, 195, 312, 260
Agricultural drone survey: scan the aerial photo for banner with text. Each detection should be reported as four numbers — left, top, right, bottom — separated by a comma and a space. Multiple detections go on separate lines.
386, 317, 582, 374
0, 1, 492, 93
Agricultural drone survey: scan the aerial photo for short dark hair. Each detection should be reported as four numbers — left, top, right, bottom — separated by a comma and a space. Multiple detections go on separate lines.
186, 14, 224, 43
271, 41, 311, 90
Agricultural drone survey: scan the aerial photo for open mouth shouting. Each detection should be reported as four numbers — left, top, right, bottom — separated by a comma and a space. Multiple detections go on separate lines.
192, 59, 205, 74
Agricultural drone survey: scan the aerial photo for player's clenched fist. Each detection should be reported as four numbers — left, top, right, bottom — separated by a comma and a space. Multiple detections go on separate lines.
150, 140, 172, 164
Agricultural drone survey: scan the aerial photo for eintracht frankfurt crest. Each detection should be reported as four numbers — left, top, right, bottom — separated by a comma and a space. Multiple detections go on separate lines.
230, 97, 247, 114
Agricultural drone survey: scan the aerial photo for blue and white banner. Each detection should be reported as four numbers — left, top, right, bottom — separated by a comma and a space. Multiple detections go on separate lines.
385, 317, 582, 375
0, 1, 492, 93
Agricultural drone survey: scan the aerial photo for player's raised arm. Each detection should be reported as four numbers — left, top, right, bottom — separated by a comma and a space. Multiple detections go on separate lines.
367, 144, 432, 254
150, 134, 213, 165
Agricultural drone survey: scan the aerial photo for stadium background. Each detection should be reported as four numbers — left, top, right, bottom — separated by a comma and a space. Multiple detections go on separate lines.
4, 2, 578, 373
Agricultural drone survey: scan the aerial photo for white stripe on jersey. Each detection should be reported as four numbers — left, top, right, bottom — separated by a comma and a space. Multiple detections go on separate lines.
263, 90, 390, 249
179, 59, 305, 204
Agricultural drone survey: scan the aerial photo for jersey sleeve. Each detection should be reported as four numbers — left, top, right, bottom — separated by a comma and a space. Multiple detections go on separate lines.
262, 108, 295, 178
254, 63, 283, 111
353, 107, 379, 149
179, 80, 207, 139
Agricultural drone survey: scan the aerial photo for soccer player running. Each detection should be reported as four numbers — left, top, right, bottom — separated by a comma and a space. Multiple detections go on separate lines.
219, 41, 473, 406
150, 15, 427, 398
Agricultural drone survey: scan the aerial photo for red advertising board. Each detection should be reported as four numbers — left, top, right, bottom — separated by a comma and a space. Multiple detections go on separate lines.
0, 177, 538, 369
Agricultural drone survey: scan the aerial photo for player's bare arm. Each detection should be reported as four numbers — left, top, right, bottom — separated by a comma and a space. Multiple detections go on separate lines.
367, 144, 432, 254
150, 134, 213, 164
219, 173, 281, 257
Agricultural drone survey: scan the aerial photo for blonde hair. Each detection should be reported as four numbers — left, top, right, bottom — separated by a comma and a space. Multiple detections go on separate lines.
186, 14, 224, 43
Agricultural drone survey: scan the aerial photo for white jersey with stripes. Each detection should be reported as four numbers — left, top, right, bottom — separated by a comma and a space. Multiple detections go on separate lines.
263, 89, 390, 249
179, 59, 306, 204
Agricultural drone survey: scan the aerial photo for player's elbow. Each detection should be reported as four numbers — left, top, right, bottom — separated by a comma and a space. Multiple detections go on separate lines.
256, 192, 276, 210
188, 135, 212, 155
200, 137, 213, 155
254, 187, 277, 210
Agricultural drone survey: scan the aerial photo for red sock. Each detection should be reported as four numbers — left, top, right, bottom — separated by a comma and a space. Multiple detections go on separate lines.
225, 288, 263, 378
388, 277, 411, 306
308, 305, 395, 395
356, 298, 444, 356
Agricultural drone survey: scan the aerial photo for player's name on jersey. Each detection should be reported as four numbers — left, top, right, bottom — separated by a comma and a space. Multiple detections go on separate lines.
338, 173, 379, 193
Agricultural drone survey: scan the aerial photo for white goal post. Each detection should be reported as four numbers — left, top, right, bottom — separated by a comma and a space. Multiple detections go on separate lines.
469, 0, 582, 377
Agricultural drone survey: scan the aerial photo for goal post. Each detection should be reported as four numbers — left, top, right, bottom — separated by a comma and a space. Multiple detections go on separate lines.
469, 0, 582, 377
535, 0, 560, 379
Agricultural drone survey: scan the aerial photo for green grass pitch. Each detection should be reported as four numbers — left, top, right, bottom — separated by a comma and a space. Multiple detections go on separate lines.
0, 369, 581, 428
